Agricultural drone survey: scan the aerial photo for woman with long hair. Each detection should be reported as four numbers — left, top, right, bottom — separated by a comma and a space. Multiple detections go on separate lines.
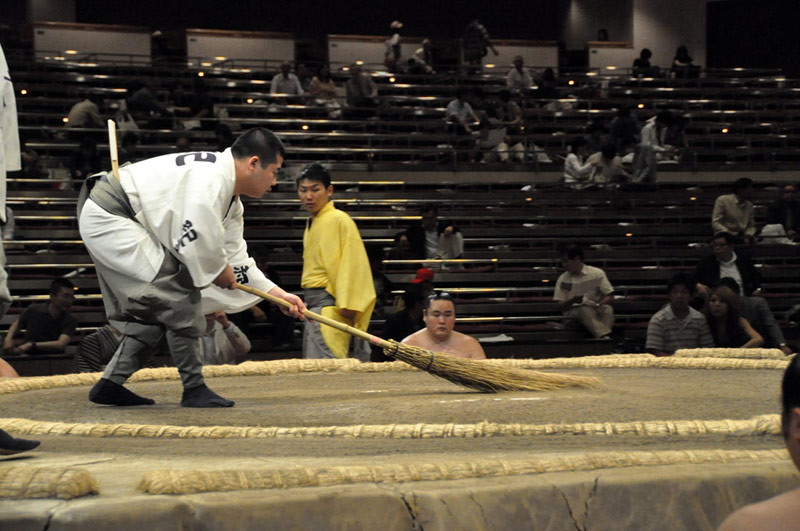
703, 285, 763, 348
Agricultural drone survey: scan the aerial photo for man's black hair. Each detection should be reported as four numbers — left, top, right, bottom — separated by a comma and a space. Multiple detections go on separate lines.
667, 273, 697, 294
230, 127, 286, 168
296, 161, 331, 187
425, 291, 454, 310
711, 232, 735, 245
50, 278, 75, 297
715, 277, 741, 294
733, 177, 754, 193
560, 245, 583, 261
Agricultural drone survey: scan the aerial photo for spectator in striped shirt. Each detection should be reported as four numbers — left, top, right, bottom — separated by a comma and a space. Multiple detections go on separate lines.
646, 273, 714, 356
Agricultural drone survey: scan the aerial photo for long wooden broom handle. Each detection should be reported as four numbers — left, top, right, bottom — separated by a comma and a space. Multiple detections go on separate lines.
235, 284, 389, 348
107, 119, 120, 180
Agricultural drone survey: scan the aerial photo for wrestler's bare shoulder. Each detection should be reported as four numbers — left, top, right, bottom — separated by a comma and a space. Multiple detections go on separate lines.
718, 488, 800, 531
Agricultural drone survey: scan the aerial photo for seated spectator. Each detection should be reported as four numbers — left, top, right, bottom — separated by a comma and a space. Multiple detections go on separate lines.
640, 110, 674, 158
270, 61, 303, 97
170, 78, 213, 129
174, 135, 192, 153
200, 311, 251, 365
608, 106, 641, 151
127, 81, 171, 128
76, 312, 250, 372
345, 64, 379, 117
402, 291, 486, 359
295, 63, 313, 92
477, 98, 523, 164
553, 245, 615, 339
646, 273, 714, 356
368, 246, 395, 319
712, 177, 757, 243
412, 38, 435, 74
308, 64, 341, 118
718, 354, 800, 529
66, 93, 104, 129
563, 136, 595, 189
407, 204, 464, 261
446, 89, 480, 134
506, 55, 533, 91
118, 131, 140, 165
663, 114, 688, 149
586, 143, 629, 187
3, 278, 77, 355
376, 284, 427, 362
703, 285, 763, 348
76, 323, 123, 373
386, 231, 423, 261
69, 137, 102, 182
671, 45, 698, 79
534, 67, 559, 100
584, 121, 607, 154
716, 278, 793, 354
695, 232, 761, 297
632, 48, 657, 77
214, 123, 234, 151
765, 184, 800, 240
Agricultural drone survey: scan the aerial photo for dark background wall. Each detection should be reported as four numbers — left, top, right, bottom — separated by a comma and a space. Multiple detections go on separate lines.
73, 0, 562, 40
707, 0, 800, 76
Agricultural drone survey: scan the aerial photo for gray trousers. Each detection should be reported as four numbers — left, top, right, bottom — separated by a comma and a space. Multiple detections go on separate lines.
302, 288, 370, 362
79, 173, 206, 389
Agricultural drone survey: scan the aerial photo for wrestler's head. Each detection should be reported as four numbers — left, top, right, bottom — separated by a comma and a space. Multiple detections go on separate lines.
296, 162, 333, 216
231, 128, 285, 198
423, 291, 455, 342
782, 354, 800, 470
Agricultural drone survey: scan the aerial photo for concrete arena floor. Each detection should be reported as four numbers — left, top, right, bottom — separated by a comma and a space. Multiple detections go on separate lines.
0, 367, 795, 530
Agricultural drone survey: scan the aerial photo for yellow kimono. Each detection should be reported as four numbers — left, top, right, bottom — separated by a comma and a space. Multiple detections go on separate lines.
301, 201, 376, 358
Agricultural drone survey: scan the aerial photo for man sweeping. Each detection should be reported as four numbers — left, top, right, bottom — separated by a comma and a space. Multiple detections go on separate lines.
297, 162, 375, 360
78, 127, 305, 408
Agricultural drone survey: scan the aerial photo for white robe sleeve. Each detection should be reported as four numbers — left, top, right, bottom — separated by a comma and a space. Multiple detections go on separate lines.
200, 197, 277, 314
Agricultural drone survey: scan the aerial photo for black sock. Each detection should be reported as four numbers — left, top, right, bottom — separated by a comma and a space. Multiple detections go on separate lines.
89, 378, 155, 406
181, 384, 234, 408
0, 428, 40, 455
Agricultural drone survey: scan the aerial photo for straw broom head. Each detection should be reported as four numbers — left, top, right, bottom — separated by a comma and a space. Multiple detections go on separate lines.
382, 340, 598, 392
234, 284, 599, 394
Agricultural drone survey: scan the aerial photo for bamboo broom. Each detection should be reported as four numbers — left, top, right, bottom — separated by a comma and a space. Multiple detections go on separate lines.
236, 284, 598, 393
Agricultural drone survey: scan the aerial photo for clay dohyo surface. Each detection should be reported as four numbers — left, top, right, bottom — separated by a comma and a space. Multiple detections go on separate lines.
1, 368, 785, 459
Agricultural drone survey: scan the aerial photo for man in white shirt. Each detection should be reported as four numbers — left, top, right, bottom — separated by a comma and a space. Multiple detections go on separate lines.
270, 62, 303, 96
553, 245, 615, 339
712, 177, 756, 243
446, 90, 480, 134
506, 55, 532, 91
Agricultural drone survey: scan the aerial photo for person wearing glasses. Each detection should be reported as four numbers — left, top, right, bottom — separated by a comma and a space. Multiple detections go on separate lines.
694, 232, 762, 298
402, 292, 486, 360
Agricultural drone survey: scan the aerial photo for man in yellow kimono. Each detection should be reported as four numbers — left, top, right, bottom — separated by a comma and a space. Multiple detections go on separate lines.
297, 162, 376, 360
